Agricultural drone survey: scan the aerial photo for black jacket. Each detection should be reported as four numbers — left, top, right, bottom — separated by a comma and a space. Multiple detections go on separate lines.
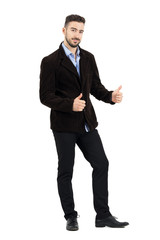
39, 43, 115, 133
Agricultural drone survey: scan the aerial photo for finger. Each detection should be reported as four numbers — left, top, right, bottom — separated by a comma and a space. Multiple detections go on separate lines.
116, 95, 123, 99
78, 104, 86, 108
116, 96, 122, 101
79, 105, 85, 108
78, 107, 85, 111
117, 92, 122, 96
77, 93, 83, 99
79, 100, 86, 104
117, 85, 122, 92
79, 101, 86, 106
79, 105, 85, 109
116, 93, 121, 98
116, 94, 122, 98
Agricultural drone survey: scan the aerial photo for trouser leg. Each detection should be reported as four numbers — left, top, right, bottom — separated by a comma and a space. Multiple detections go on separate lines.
53, 131, 78, 220
76, 129, 111, 220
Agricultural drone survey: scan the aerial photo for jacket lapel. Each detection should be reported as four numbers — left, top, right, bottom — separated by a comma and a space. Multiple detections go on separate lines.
59, 43, 81, 85
61, 57, 80, 79
59, 43, 89, 89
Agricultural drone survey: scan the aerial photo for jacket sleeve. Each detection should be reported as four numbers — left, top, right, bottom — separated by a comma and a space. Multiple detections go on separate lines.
90, 55, 115, 105
39, 57, 74, 112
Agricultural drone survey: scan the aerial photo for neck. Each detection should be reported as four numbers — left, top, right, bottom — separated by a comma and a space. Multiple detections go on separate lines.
63, 40, 77, 55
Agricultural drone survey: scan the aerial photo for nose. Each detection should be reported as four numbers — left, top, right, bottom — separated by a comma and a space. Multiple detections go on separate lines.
75, 32, 81, 40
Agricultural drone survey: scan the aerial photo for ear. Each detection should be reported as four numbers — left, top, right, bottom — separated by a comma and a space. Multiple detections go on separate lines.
62, 27, 66, 35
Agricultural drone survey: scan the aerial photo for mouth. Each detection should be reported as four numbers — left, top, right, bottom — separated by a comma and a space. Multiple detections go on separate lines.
72, 39, 80, 42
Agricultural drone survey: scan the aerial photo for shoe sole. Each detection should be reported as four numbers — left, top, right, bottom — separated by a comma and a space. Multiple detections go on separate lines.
66, 227, 79, 231
96, 223, 126, 228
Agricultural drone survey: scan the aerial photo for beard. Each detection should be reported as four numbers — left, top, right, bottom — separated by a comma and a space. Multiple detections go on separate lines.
65, 35, 80, 48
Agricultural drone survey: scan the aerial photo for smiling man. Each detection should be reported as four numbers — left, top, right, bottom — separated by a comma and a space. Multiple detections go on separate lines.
39, 14, 129, 231
64, 22, 84, 48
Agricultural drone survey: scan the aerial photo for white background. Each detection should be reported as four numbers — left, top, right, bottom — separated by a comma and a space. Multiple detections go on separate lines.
0, 0, 160, 239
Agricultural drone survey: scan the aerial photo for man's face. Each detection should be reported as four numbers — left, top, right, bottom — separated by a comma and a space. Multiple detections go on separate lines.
63, 21, 84, 48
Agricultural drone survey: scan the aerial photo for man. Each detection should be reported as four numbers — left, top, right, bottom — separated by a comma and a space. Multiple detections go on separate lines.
39, 14, 129, 231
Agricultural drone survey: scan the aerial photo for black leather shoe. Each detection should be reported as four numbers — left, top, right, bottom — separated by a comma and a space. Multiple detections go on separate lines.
96, 216, 129, 228
66, 217, 79, 231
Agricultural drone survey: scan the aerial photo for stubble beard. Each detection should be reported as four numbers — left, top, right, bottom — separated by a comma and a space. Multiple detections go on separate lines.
65, 35, 80, 48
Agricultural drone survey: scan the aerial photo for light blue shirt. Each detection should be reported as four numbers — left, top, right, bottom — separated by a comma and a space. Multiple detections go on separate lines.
62, 42, 90, 132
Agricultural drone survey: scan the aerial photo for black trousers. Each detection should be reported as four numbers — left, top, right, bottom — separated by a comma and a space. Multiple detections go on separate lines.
52, 128, 111, 220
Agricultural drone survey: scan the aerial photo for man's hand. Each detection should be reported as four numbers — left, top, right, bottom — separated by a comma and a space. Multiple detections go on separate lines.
112, 85, 123, 103
73, 93, 86, 112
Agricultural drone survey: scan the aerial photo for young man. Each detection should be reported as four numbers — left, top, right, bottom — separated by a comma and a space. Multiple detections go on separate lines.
39, 14, 129, 231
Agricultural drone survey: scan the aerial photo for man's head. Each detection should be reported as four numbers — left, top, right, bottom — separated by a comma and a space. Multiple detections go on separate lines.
63, 14, 85, 48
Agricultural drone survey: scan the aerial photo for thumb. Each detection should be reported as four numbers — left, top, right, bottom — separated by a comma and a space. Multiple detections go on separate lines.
77, 93, 83, 99
117, 85, 122, 92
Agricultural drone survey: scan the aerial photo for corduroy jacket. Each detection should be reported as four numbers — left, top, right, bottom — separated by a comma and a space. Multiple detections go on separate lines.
39, 43, 115, 133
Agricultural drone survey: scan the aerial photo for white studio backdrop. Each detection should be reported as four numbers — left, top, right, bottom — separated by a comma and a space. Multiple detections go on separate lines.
0, 0, 160, 239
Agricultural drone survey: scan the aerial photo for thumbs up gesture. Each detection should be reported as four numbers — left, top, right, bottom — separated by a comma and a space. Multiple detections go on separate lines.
73, 93, 86, 112
112, 85, 123, 103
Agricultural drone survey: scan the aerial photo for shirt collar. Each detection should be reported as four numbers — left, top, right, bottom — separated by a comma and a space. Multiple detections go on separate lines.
62, 42, 80, 57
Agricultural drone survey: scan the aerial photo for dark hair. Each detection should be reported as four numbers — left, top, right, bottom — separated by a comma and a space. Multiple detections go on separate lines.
64, 14, 85, 27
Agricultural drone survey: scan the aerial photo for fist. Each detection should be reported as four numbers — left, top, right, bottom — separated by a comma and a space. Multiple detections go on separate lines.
112, 85, 123, 103
73, 93, 86, 112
